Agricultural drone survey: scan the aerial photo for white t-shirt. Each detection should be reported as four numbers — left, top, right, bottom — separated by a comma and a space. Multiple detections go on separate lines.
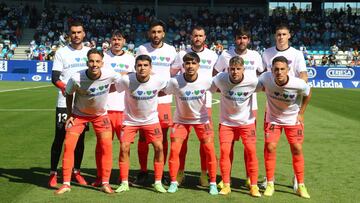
52, 45, 91, 108
214, 48, 264, 110
66, 68, 121, 117
136, 42, 177, 104
164, 74, 212, 124
115, 73, 167, 126
262, 46, 307, 77
211, 72, 258, 126
257, 72, 311, 125
172, 47, 218, 108
103, 50, 135, 111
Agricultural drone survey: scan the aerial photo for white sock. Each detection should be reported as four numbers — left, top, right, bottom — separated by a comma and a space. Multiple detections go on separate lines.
122, 181, 129, 185
102, 182, 109, 185
63, 182, 70, 186
171, 181, 178, 185
210, 182, 216, 185
154, 180, 161, 185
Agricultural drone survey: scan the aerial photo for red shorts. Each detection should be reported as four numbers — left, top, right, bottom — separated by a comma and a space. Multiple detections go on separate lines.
157, 103, 173, 128
264, 123, 304, 144
108, 111, 123, 140
170, 123, 214, 140
121, 123, 163, 144
219, 123, 257, 144
66, 114, 112, 134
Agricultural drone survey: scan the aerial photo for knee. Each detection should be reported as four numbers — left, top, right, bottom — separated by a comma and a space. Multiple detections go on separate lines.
265, 143, 277, 153
153, 143, 163, 153
290, 144, 303, 155
120, 143, 130, 154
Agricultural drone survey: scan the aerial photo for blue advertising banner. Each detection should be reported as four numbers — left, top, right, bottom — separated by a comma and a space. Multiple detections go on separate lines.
307, 66, 360, 88
0, 60, 52, 82
1, 60, 359, 88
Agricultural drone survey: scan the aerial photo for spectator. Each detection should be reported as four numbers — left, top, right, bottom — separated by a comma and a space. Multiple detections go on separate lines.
321, 55, 328, 66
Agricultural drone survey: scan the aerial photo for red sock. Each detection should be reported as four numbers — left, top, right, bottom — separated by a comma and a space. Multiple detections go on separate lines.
154, 161, 164, 181
179, 136, 188, 171
292, 153, 304, 183
244, 143, 258, 185
95, 139, 102, 179
119, 161, 129, 181
99, 137, 112, 183
137, 140, 149, 172
62, 133, 79, 182
264, 144, 276, 181
203, 142, 217, 182
169, 142, 182, 182
200, 143, 207, 172
220, 142, 232, 184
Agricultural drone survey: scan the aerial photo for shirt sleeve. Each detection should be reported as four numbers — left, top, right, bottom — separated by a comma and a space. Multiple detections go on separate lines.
214, 54, 227, 72
171, 52, 184, 70
163, 78, 175, 95
115, 75, 127, 92
52, 50, 63, 72
295, 50, 307, 74
299, 80, 311, 96
255, 52, 265, 73
255, 74, 265, 92
209, 74, 219, 93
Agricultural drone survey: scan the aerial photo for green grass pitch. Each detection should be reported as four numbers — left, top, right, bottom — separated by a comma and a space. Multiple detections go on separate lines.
0, 81, 359, 203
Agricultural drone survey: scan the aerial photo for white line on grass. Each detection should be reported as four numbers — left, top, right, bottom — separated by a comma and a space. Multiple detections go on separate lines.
0, 85, 52, 93
0, 109, 54, 111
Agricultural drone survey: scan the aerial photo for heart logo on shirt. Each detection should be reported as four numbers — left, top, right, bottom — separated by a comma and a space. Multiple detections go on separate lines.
82, 57, 87, 62
90, 88, 96, 92
185, 91, 191, 96
166, 57, 170, 62
200, 89, 205, 94
146, 91, 152, 95
151, 56, 157, 60
111, 63, 116, 68
137, 91, 143, 95
125, 65, 129, 69
274, 92, 280, 96
288, 60, 292, 64
207, 60, 211, 64
160, 56, 165, 61
228, 91, 234, 96
283, 93, 289, 98
201, 59, 206, 64
119, 64, 125, 68
243, 92, 249, 96
289, 94, 295, 99
194, 90, 200, 95
99, 86, 104, 90
75, 58, 80, 62
237, 92, 243, 96
250, 61, 255, 65
104, 84, 109, 89
244, 60, 249, 65
152, 90, 157, 94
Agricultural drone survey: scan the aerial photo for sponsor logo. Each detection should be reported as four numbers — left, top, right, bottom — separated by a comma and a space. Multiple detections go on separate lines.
32, 75, 42, 81
36, 62, 48, 73
0, 60, 8, 72
308, 80, 344, 88
326, 68, 355, 79
307, 67, 317, 79
352, 81, 359, 88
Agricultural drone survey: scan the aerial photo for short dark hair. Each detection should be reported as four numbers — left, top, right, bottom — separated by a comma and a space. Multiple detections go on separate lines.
275, 23, 290, 32
69, 20, 85, 31
234, 27, 250, 38
111, 30, 125, 38
135, 54, 152, 64
192, 26, 205, 34
87, 48, 104, 58
149, 20, 166, 31
272, 56, 288, 66
183, 52, 200, 63
229, 56, 244, 66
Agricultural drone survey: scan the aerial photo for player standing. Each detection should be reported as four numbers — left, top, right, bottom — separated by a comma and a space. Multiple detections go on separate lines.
135, 20, 177, 184
211, 56, 261, 197
55, 49, 121, 194
165, 52, 218, 195
91, 30, 135, 187
258, 56, 311, 199
49, 20, 90, 188
115, 55, 167, 193
214, 27, 264, 188
170, 26, 218, 186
